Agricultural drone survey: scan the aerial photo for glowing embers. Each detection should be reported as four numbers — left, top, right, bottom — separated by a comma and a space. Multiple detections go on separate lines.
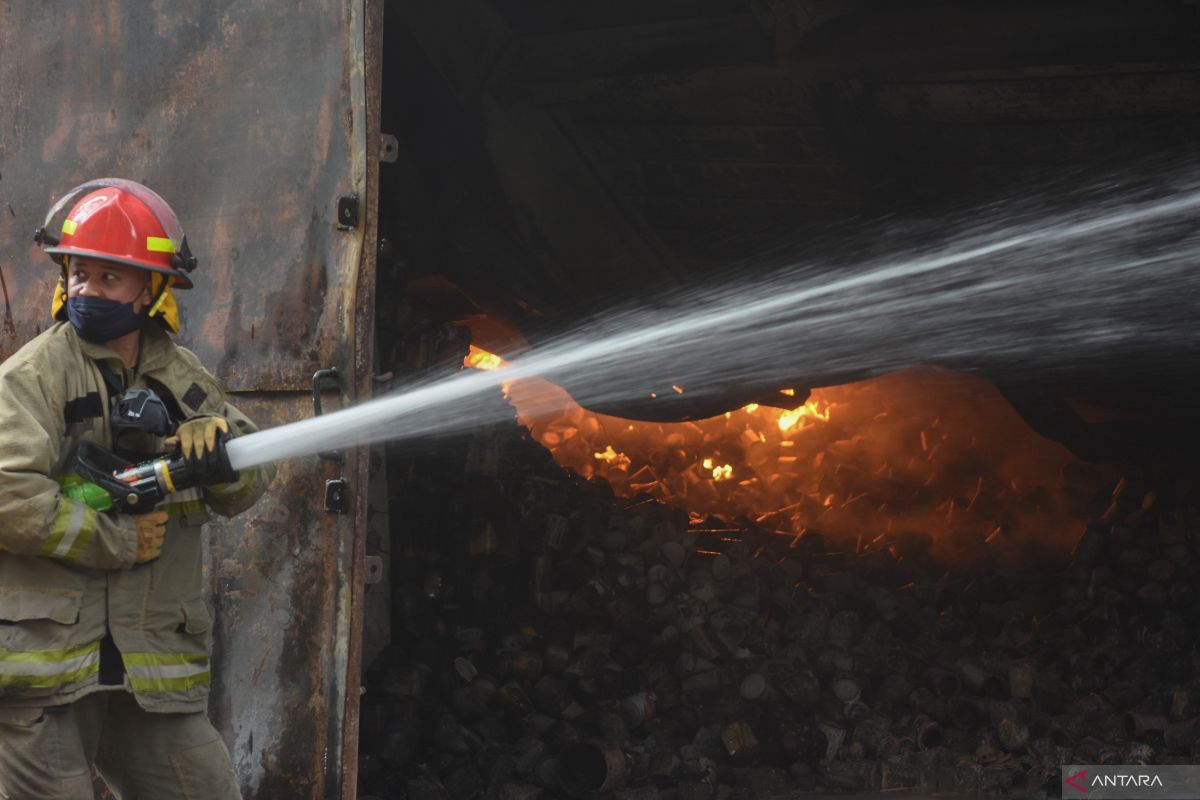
777, 400, 830, 432
465, 348, 1114, 563
703, 459, 734, 481
594, 445, 631, 470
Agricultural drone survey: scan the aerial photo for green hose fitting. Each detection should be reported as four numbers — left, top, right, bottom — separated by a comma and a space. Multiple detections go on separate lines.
60, 477, 114, 512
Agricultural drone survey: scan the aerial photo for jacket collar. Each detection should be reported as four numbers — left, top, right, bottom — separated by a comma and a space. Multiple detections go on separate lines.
74, 323, 173, 373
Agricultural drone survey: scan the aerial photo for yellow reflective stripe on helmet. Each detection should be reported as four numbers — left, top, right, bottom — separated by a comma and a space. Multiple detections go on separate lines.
61, 219, 78, 235
38, 499, 97, 562
0, 641, 100, 690
124, 652, 210, 693
145, 236, 176, 253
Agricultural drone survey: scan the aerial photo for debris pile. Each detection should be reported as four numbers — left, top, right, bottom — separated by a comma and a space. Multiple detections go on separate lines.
356, 374, 1200, 800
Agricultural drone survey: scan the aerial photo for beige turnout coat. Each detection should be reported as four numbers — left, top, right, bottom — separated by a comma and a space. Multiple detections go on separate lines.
0, 322, 272, 714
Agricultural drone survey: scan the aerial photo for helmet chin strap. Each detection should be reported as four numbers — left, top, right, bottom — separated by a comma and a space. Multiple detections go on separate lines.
146, 274, 171, 318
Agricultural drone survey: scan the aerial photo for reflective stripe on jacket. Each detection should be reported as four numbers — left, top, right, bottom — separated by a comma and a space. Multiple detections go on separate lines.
0, 322, 273, 713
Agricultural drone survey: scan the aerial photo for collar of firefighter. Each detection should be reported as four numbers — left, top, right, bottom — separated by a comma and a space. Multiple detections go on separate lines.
51, 256, 181, 334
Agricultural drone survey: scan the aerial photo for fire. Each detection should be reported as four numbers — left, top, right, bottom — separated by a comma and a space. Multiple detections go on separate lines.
699, 458, 734, 480
464, 345, 515, 395
466, 346, 1115, 563
776, 400, 830, 431
464, 345, 504, 371
594, 445, 631, 471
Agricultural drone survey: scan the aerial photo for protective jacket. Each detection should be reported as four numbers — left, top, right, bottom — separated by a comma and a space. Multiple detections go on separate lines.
0, 322, 273, 714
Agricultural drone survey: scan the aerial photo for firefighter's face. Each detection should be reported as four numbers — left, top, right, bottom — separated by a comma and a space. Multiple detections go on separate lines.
67, 258, 152, 312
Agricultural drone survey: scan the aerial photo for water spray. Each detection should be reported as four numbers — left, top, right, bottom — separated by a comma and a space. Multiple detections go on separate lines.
70, 170, 1200, 506
223, 172, 1200, 472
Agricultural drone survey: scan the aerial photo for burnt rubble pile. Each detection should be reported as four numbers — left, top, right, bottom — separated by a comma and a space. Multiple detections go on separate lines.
356, 388, 1200, 800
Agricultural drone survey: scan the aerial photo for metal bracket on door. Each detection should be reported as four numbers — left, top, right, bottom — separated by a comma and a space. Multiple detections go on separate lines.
312, 367, 350, 514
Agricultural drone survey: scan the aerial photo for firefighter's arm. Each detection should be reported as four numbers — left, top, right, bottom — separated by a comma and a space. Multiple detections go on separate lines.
199, 401, 275, 518
0, 361, 139, 569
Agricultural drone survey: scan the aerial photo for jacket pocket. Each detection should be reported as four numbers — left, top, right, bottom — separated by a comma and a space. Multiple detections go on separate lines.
0, 589, 85, 661
180, 597, 211, 635
0, 589, 82, 625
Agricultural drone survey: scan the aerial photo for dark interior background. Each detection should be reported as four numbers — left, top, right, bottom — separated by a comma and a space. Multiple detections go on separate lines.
374, 0, 1200, 464
355, 7, 1200, 798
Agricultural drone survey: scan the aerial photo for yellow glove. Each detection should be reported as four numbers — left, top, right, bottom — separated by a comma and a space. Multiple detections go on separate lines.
177, 416, 230, 462
134, 511, 169, 564
174, 416, 239, 485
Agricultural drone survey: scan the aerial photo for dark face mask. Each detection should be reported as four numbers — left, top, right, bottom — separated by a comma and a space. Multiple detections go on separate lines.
66, 296, 147, 343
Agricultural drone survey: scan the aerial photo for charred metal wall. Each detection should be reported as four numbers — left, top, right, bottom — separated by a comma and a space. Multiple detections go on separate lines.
0, 2, 379, 797
0, 2, 362, 388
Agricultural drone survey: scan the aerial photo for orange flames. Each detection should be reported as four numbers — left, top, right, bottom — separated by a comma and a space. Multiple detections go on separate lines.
465, 346, 1114, 565
465, 345, 504, 372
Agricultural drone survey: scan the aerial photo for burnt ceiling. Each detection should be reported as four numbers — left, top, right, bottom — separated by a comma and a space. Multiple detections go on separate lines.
382, 0, 1199, 311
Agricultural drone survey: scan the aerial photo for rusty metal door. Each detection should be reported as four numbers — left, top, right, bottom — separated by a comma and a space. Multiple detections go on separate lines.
0, 2, 380, 797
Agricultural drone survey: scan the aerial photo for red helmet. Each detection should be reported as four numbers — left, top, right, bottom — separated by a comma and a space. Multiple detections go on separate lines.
36, 178, 197, 289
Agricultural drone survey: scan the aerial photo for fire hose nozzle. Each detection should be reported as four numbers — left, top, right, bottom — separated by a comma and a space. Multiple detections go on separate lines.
72, 441, 196, 514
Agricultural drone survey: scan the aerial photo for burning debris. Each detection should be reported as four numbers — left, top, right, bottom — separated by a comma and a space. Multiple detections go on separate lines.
483, 346, 1115, 569
357, 339, 1199, 800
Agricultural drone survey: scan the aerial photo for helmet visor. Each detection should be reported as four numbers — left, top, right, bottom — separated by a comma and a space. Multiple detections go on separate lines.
41, 178, 186, 247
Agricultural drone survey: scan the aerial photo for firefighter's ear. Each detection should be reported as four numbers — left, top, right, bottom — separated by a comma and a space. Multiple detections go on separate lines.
132, 272, 157, 316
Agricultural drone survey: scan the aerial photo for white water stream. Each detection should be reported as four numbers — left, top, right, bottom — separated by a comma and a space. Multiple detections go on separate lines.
227, 172, 1200, 472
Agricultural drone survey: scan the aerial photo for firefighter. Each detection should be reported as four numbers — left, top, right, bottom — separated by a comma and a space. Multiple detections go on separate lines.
0, 179, 274, 799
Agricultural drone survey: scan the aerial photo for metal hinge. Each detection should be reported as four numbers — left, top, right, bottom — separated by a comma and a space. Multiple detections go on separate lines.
311, 368, 345, 463
363, 555, 384, 585
324, 478, 350, 514
313, 367, 350, 514
336, 194, 359, 230
379, 133, 399, 164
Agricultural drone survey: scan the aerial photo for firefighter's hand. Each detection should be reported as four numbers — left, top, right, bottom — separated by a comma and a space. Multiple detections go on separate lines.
177, 416, 230, 462
134, 511, 169, 564
176, 416, 239, 485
